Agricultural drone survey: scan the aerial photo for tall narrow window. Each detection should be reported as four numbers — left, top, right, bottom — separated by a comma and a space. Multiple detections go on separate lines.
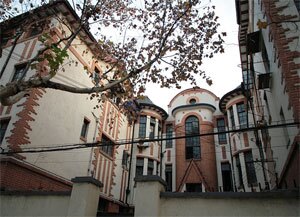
237, 103, 247, 129
12, 63, 27, 82
138, 115, 147, 138
147, 159, 154, 175
100, 135, 114, 157
122, 150, 129, 168
0, 119, 10, 144
217, 118, 227, 143
185, 116, 200, 159
229, 107, 235, 129
136, 158, 144, 177
165, 165, 173, 192
221, 163, 233, 191
244, 151, 257, 185
166, 124, 173, 148
235, 155, 243, 187
80, 118, 90, 140
280, 108, 290, 148
149, 117, 156, 139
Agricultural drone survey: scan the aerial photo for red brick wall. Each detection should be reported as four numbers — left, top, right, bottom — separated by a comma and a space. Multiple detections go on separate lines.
0, 158, 72, 191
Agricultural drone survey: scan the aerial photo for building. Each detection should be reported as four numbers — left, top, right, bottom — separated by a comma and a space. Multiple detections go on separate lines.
235, 0, 299, 189
0, 0, 133, 213
1, 0, 299, 216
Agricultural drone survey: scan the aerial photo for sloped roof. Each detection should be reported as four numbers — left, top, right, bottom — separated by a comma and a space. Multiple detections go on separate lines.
137, 96, 168, 120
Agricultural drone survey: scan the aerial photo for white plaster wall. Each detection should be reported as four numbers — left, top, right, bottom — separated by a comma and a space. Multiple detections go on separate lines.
0, 194, 70, 216
252, 0, 300, 179
160, 195, 299, 216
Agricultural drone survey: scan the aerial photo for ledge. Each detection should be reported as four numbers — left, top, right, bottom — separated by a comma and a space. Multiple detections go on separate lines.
71, 177, 103, 188
160, 189, 300, 199
134, 175, 167, 186
0, 190, 71, 196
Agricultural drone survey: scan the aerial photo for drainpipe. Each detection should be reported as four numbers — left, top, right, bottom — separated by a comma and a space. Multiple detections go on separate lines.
125, 121, 135, 204
159, 120, 164, 177
228, 129, 237, 192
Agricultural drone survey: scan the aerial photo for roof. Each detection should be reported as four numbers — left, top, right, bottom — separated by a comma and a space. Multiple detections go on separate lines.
137, 96, 168, 120
0, 0, 110, 62
219, 84, 244, 112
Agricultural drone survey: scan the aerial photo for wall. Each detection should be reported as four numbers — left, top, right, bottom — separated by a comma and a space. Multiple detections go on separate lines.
0, 192, 70, 217
0, 176, 102, 217
134, 176, 300, 217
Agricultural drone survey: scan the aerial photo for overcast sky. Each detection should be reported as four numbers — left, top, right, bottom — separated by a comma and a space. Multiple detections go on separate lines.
145, 0, 242, 111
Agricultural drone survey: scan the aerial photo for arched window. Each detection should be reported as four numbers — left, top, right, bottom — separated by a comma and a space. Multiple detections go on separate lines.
185, 116, 200, 159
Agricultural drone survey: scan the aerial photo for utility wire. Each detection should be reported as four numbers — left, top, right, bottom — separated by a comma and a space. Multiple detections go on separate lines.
1, 121, 298, 155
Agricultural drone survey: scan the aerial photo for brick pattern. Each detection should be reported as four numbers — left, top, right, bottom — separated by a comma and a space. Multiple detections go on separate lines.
7, 88, 46, 154
262, 0, 300, 122
0, 158, 72, 191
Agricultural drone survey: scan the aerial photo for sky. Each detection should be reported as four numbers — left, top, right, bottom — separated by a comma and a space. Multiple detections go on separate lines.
145, 0, 242, 111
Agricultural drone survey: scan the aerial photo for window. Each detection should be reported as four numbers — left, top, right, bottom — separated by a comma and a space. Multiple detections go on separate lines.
237, 103, 247, 129
138, 115, 147, 138
149, 117, 156, 139
185, 116, 200, 159
221, 163, 233, 191
244, 151, 257, 185
28, 22, 44, 38
147, 159, 154, 175
165, 165, 172, 192
280, 108, 290, 148
100, 135, 114, 157
295, 0, 300, 11
189, 98, 196, 104
80, 118, 90, 140
122, 150, 129, 169
136, 158, 144, 177
235, 155, 243, 187
166, 124, 173, 148
217, 118, 227, 143
12, 63, 27, 82
0, 119, 10, 144
261, 40, 270, 73
186, 183, 202, 192
229, 107, 235, 129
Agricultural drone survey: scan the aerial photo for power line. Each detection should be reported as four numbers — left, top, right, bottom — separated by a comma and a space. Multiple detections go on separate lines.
1, 121, 298, 155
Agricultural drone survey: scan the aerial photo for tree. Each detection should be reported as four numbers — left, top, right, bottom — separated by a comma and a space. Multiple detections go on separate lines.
0, 0, 225, 112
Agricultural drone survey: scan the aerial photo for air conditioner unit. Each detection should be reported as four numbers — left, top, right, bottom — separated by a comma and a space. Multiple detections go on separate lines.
258, 73, 272, 89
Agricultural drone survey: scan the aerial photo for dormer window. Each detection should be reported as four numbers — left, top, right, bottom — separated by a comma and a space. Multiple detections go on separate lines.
189, 98, 196, 104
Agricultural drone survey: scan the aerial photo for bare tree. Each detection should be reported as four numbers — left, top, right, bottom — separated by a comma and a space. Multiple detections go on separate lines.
0, 0, 226, 110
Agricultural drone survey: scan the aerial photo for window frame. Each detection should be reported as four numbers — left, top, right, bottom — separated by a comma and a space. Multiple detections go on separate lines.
0, 118, 10, 144
100, 135, 114, 157
12, 63, 27, 82
217, 118, 227, 143
138, 115, 147, 138
80, 117, 90, 141
166, 124, 173, 148
237, 102, 247, 129
244, 151, 257, 185
147, 159, 154, 175
185, 116, 200, 160
136, 158, 144, 177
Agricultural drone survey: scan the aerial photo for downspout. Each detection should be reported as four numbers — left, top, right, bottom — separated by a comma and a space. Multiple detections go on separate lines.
125, 121, 135, 204
160, 120, 164, 177
227, 127, 237, 192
